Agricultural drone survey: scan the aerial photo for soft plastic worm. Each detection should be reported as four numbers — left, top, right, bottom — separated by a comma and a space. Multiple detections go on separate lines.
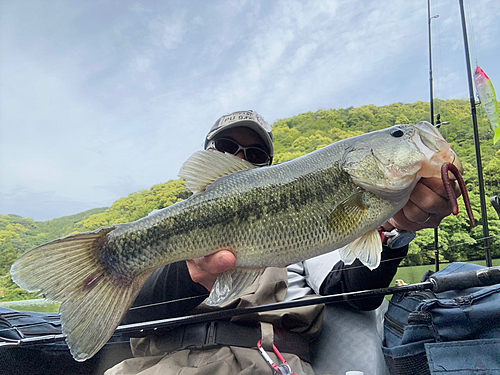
441, 162, 475, 227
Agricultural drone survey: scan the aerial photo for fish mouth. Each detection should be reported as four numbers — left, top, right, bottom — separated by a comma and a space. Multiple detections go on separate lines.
413, 121, 462, 177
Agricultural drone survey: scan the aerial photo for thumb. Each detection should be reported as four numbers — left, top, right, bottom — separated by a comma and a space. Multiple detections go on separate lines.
198, 250, 236, 274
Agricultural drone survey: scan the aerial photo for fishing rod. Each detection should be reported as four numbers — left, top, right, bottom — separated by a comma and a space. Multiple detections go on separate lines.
1, 265, 499, 349
427, 0, 441, 272
458, 0, 492, 267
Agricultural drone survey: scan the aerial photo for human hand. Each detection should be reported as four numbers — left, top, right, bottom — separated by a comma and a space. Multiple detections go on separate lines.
383, 177, 462, 233
186, 250, 236, 291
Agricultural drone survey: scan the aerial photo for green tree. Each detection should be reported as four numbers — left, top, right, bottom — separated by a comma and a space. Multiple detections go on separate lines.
3, 98, 500, 300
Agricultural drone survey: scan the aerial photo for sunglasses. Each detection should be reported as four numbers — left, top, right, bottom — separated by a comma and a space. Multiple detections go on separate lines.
207, 138, 271, 166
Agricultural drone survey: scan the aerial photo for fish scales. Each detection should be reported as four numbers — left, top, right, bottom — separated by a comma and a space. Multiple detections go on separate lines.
102, 146, 378, 277
10, 122, 461, 361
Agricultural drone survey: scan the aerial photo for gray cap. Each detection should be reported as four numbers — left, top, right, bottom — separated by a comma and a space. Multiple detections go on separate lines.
205, 110, 274, 162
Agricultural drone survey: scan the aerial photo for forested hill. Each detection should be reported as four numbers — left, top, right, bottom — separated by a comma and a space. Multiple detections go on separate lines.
2, 98, 500, 301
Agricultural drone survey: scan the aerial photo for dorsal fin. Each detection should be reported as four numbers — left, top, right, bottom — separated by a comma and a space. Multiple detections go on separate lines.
178, 150, 256, 194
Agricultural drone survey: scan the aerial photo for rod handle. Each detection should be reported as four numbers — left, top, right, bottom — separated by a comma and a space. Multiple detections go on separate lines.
430, 267, 500, 293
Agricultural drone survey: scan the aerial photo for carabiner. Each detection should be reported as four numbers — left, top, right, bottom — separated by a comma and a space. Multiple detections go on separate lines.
256, 340, 297, 375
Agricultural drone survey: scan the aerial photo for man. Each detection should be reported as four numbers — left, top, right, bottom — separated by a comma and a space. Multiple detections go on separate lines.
108, 110, 459, 375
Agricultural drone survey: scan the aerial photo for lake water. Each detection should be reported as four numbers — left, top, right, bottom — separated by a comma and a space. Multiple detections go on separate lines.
1, 260, 498, 313
0, 299, 60, 312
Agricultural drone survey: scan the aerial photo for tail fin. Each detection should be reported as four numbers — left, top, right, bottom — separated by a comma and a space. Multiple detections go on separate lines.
10, 227, 148, 361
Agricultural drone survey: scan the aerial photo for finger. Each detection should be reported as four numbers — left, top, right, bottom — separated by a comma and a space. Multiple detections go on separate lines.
186, 250, 236, 291
419, 177, 461, 200
408, 180, 454, 216
401, 200, 433, 224
384, 177, 462, 233
388, 209, 439, 233
390, 189, 446, 231
186, 259, 218, 290
197, 250, 236, 274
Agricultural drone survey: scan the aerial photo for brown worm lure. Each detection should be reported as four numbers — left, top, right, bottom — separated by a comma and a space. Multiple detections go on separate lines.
441, 162, 475, 227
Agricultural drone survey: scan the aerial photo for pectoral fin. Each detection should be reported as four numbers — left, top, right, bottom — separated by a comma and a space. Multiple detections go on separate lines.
329, 191, 370, 234
339, 229, 383, 270
206, 268, 264, 306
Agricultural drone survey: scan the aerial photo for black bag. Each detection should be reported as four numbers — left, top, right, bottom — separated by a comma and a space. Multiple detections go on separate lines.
0, 307, 133, 375
382, 262, 500, 375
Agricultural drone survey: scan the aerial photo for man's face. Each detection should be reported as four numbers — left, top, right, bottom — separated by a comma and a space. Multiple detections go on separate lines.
208, 127, 270, 166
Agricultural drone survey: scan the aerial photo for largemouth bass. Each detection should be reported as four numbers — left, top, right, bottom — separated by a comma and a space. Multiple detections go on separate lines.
11, 121, 460, 361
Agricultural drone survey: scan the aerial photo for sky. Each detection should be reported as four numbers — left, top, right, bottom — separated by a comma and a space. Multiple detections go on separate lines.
1, 0, 499, 221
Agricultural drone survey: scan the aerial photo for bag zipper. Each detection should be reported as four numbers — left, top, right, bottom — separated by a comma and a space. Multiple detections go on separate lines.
384, 312, 405, 336
385, 291, 438, 337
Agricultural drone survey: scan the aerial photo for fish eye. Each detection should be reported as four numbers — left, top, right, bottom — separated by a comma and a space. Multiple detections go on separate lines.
391, 129, 404, 138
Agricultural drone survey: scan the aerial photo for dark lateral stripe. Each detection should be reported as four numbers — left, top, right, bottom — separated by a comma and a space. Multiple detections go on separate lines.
158, 166, 353, 239
106, 165, 355, 267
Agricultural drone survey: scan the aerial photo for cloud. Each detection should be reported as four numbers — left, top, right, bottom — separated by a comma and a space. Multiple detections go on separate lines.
1, 0, 499, 221
149, 13, 187, 50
